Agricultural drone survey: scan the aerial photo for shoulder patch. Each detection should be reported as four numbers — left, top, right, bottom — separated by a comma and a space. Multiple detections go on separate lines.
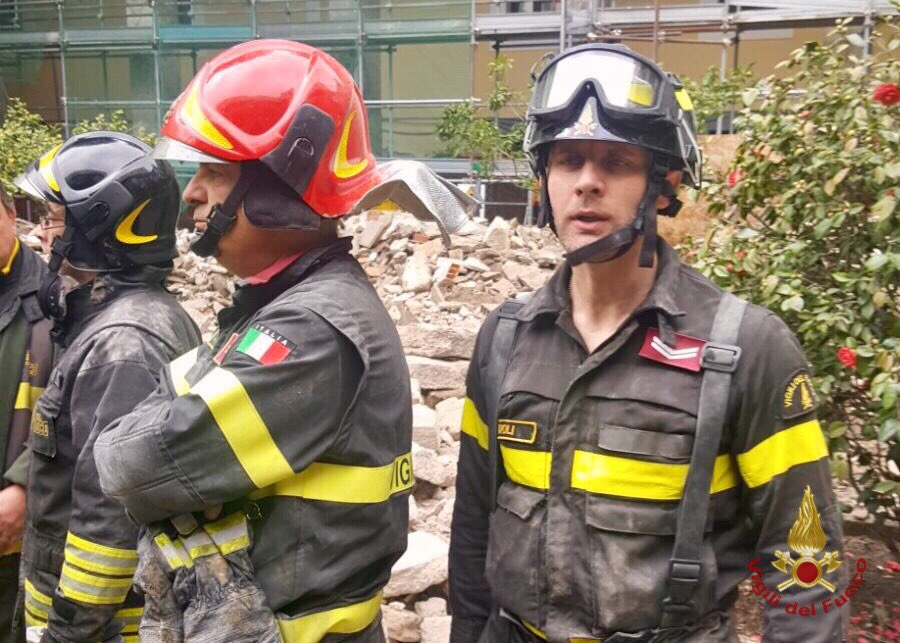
235, 324, 296, 365
782, 369, 818, 419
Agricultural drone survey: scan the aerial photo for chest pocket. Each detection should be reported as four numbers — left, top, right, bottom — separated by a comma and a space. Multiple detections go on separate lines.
29, 371, 64, 459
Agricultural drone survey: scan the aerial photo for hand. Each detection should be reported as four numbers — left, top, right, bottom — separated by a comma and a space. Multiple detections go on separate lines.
0, 484, 26, 555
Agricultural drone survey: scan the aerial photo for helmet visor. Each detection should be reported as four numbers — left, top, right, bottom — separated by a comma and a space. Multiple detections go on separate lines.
152, 137, 229, 164
535, 50, 664, 112
13, 171, 62, 204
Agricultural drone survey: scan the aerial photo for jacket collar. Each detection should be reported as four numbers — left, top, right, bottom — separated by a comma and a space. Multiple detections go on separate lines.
0, 243, 46, 332
516, 238, 685, 322
221, 236, 353, 326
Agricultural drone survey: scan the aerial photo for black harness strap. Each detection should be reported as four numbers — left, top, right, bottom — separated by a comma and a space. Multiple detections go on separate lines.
484, 292, 532, 508
660, 293, 746, 628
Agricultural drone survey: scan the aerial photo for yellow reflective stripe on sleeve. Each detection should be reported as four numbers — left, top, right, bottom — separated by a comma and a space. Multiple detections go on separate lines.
501, 446, 552, 490
461, 397, 489, 450
169, 347, 200, 396
14, 382, 43, 410
250, 453, 413, 504
190, 367, 294, 488
737, 419, 828, 489
277, 591, 382, 643
59, 562, 133, 605
65, 531, 137, 577
115, 607, 143, 634
570, 451, 738, 500
24, 579, 51, 625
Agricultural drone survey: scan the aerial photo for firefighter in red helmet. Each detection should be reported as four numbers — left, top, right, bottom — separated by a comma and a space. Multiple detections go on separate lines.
94, 40, 472, 642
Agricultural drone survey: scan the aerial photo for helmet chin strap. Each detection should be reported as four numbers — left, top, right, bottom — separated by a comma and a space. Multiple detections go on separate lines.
38, 226, 75, 323
564, 155, 674, 269
189, 163, 260, 258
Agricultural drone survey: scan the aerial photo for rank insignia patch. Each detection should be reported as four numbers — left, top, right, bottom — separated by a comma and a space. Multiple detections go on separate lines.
213, 333, 240, 365
236, 324, 295, 365
638, 327, 706, 372
782, 369, 818, 419
497, 419, 538, 444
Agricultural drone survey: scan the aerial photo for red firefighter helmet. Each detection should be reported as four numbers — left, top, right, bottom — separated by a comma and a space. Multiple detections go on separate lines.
155, 39, 378, 221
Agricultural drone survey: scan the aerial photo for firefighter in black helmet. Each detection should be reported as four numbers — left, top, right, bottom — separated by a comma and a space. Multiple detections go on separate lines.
449, 43, 845, 643
14, 132, 200, 642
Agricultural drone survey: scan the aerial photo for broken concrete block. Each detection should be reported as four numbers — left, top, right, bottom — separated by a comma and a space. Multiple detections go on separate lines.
384, 531, 449, 598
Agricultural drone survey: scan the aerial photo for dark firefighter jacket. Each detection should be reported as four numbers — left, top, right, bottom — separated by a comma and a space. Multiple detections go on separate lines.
1, 239, 51, 491
22, 266, 200, 643
449, 241, 846, 643
94, 237, 413, 642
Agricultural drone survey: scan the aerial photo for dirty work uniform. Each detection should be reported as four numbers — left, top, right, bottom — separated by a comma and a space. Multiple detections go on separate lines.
0, 240, 51, 643
94, 237, 412, 642
21, 267, 200, 643
450, 241, 846, 643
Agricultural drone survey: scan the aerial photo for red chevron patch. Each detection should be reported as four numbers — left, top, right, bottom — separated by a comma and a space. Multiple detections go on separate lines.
638, 327, 706, 372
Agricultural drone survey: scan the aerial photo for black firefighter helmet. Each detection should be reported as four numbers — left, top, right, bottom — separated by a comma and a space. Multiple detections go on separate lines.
523, 43, 702, 267
15, 131, 181, 321
15, 130, 180, 272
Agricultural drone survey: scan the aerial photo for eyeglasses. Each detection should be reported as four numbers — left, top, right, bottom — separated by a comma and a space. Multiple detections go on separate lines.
39, 216, 65, 231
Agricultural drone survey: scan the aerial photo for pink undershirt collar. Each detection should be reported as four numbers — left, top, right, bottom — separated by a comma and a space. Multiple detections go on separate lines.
244, 251, 305, 285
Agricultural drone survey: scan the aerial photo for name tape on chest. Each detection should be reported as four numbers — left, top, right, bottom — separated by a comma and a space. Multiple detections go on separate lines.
638, 327, 707, 372
497, 419, 538, 444
236, 324, 296, 365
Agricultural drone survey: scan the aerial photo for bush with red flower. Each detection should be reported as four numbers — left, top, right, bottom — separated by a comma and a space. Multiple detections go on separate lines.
694, 18, 899, 529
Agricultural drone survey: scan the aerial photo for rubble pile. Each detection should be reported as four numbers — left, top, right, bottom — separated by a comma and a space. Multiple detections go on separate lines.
167, 212, 564, 642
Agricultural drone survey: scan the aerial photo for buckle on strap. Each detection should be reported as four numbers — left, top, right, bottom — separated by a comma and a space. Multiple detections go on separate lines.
665, 559, 702, 605
701, 342, 741, 373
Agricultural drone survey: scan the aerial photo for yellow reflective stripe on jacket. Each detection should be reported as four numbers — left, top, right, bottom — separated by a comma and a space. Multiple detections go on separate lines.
169, 346, 200, 396
737, 419, 828, 488
59, 561, 134, 605
251, 453, 414, 504
24, 579, 51, 626
116, 607, 143, 634
501, 446, 552, 490
190, 367, 294, 488
64, 531, 138, 577
570, 451, 738, 501
461, 397, 489, 450
14, 382, 43, 410
277, 591, 382, 643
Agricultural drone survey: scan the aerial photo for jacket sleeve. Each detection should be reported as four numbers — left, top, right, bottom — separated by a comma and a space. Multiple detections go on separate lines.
449, 313, 498, 643
46, 332, 170, 643
731, 311, 846, 643
94, 305, 363, 523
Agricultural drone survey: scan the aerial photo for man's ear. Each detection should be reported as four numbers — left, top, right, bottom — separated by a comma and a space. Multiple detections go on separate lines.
655, 169, 683, 210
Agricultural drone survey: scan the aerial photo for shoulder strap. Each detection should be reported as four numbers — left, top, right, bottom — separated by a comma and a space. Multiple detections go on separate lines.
660, 293, 746, 628
484, 292, 532, 508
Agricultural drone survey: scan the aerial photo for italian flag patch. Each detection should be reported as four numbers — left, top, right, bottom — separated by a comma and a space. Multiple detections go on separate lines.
236, 324, 295, 365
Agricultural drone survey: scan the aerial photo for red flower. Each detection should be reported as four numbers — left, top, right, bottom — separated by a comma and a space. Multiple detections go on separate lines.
727, 170, 742, 187
873, 83, 900, 106
837, 347, 857, 369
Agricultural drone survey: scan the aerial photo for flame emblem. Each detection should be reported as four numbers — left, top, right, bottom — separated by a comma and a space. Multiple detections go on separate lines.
772, 486, 842, 592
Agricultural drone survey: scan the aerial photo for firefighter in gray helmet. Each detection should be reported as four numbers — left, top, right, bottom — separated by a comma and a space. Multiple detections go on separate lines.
449, 43, 845, 643
13, 132, 201, 643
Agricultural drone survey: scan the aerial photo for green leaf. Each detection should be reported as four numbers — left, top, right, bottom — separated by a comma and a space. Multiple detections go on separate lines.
781, 295, 805, 312
873, 480, 899, 494
846, 33, 866, 48
865, 253, 889, 271
879, 419, 900, 442
871, 196, 896, 222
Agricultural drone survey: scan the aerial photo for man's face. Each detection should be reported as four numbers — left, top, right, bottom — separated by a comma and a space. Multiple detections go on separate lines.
182, 162, 281, 277
0, 202, 16, 269
547, 139, 650, 255
32, 202, 66, 256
